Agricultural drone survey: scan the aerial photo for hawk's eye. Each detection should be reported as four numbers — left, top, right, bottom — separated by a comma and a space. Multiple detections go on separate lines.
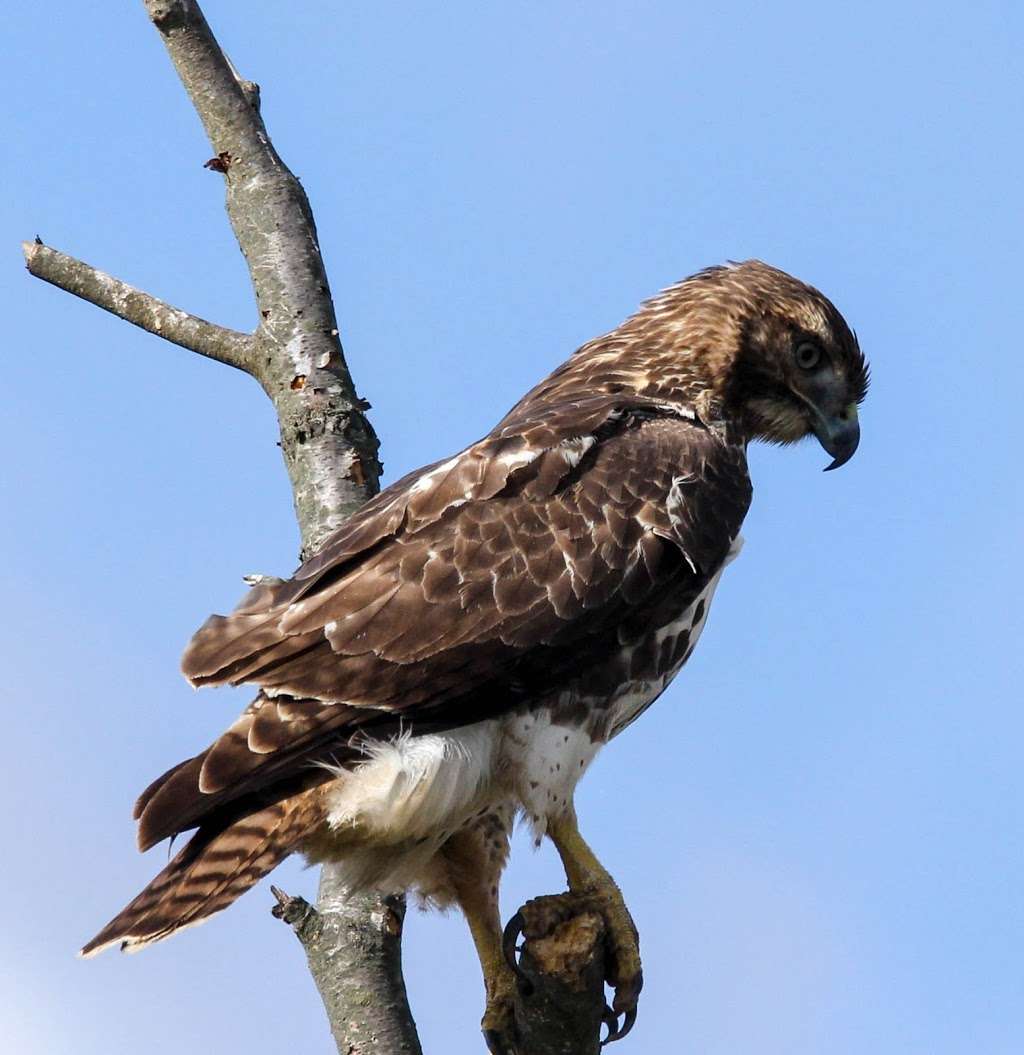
794, 342, 821, 370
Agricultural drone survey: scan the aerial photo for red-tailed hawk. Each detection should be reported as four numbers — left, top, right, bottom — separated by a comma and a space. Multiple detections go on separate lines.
83, 261, 868, 1052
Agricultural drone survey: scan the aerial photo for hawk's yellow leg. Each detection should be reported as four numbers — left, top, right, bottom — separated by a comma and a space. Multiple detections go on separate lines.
442, 830, 518, 1055
548, 808, 643, 1035
464, 897, 519, 1049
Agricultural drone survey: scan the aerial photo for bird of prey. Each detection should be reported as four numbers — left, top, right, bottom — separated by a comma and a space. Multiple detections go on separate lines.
83, 260, 868, 1051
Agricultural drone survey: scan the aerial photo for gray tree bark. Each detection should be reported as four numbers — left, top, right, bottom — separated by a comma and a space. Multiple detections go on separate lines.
24, 2, 610, 1052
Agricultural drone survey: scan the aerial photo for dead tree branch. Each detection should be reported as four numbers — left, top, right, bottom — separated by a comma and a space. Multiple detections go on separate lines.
21, 241, 253, 370
140, 0, 382, 548
511, 898, 608, 1054
26, 1, 614, 1052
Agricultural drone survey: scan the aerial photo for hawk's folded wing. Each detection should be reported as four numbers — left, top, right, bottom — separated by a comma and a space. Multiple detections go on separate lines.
138, 396, 750, 849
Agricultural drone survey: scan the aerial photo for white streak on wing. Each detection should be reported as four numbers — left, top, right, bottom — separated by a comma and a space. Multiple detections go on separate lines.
495, 447, 541, 472
659, 403, 696, 420
409, 444, 543, 510
558, 435, 596, 468
665, 473, 697, 548
409, 455, 462, 495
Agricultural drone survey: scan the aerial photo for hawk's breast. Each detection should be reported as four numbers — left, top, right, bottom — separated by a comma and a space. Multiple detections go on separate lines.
608, 533, 744, 736
501, 533, 745, 834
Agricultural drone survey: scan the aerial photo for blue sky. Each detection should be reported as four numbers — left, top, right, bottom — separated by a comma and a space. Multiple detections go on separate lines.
2, 2, 1021, 1052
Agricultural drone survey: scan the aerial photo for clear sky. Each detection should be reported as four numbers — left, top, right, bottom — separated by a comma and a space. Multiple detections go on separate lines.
2, 2, 1021, 1053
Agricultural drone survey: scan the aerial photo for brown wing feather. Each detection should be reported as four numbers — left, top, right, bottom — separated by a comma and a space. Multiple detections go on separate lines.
182, 395, 661, 683
146, 402, 748, 859
134, 694, 375, 850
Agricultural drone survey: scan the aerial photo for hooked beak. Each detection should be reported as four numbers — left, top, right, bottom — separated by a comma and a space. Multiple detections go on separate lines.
813, 402, 860, 471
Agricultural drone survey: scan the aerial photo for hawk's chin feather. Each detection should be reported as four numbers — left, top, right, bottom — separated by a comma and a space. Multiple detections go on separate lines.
745, 397, 810, 445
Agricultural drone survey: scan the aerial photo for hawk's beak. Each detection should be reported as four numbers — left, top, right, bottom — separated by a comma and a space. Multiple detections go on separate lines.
813, 403, 860, 471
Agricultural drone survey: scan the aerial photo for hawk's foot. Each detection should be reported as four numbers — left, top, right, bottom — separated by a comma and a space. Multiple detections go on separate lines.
544, 809, 644, 1043
481, 959, 518, 1055
586, 885, 641, 1042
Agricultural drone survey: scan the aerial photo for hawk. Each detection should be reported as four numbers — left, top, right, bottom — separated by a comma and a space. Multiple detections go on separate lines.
83, 261, 868, 1051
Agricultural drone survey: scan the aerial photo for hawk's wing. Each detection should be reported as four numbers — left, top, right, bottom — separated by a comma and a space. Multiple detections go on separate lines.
138, 397, 750, 849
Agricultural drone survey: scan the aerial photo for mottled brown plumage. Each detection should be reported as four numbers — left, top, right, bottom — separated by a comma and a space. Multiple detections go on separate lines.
83, 262, 867, 1045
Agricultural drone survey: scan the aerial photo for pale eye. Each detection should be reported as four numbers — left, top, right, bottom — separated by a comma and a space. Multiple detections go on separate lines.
795, 342, 821, 370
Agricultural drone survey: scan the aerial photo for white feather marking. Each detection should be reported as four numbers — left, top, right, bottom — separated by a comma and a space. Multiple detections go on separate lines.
408, 456, 462, 495
558, 435, 596, 468
502, 708, 601, 839
79, 912, 214, 958
322, 723, 500, 842
495, 447, 541, 472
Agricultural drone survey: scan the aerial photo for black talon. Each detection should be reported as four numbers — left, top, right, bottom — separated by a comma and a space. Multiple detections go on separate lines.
616, 1007, 637, 1042
501, 911, 534, 995
601, 1005, 621, 1045
502, 910, 525, 971
601, 1003, 638, 1046
483, 1027, 514, 1055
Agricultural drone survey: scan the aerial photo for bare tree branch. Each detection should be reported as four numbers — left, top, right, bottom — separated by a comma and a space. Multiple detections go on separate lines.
141, 0, 382, 546
273, 883, 423, 1055
512, 899, 608, 1055
27, 2, 618, 1052
21, 241, 253, 371
133, 5, 417, 1054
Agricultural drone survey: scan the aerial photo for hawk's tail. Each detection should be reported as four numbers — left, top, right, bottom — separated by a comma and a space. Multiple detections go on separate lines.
80, 792, 318, 957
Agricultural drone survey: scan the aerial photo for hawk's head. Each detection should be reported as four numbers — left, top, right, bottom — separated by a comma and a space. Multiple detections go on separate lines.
694, 261, 870, 470
514, 259, 869, 468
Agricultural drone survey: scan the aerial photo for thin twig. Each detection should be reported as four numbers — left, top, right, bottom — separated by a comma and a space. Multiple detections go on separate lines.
22, 241, 253, 371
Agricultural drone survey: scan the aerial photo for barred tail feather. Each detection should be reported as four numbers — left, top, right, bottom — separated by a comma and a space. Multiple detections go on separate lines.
81, 793, 317, 957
